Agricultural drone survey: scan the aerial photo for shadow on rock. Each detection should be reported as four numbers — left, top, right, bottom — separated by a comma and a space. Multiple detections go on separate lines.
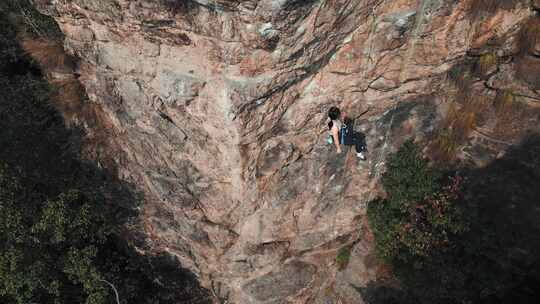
362, 133, 540, 304
353, 281, 415, 304
0, 5, 211, 302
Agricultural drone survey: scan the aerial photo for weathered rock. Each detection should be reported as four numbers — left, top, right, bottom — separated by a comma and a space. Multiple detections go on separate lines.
32, 0, 540, 302
516, 55, 540, 89
242, 260, 317, 303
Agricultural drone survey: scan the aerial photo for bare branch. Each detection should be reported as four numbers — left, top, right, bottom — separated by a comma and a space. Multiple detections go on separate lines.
100, 279, 120, 304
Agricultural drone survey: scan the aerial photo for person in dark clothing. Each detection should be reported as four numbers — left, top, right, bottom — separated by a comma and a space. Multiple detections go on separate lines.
327, 106, 367, 160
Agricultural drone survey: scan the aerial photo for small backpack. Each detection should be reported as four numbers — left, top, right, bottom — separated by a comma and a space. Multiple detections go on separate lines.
339, 121, 354, 145
327, 120, 353, 145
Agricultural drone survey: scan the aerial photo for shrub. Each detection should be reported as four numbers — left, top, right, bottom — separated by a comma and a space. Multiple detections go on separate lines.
381, 140, 442, 208
367, 137, 540, 304
367, 141, 470, 302
0, 3, 211, 304
0, 0, 62, 41
0, 165, 111, 304
476, 53, 497, 76
336, 246, 352, 271
368, 141, 467, 262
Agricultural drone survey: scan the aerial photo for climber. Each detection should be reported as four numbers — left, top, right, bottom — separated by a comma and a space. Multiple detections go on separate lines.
327, 106, 367, 160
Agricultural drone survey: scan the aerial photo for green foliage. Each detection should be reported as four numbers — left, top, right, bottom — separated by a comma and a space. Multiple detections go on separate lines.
367, 138, 540, 303
381, 141, 441, 208
367, 141, 468, 301
369, 141, 466, 262
0, 166, 110, 304
476, 53, 497, 76
336, 246, 352, 271
0, 0, 62, 41
0, 3, 211, 304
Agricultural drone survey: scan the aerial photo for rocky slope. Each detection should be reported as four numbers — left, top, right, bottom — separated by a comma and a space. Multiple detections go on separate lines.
33, 0, 540, 303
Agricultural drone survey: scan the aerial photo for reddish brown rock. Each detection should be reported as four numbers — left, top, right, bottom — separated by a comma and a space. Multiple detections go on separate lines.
33, 0, 540, 302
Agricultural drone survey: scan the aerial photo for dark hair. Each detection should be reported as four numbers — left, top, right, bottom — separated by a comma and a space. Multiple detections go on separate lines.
328, 120, 333, 130
328, 106, 341, 120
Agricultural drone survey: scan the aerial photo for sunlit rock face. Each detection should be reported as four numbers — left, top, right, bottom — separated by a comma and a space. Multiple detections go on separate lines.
34, 0, 539, 302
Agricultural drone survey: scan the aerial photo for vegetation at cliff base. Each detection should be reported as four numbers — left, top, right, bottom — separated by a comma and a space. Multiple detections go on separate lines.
368, 139, 540, 303
0, 2, 210, 304
368, 141, 468, 263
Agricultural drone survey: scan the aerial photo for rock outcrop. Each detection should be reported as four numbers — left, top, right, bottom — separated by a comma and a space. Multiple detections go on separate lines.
33, 0, 540, 302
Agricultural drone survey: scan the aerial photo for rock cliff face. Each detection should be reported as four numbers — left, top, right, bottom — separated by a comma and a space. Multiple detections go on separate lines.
34, 0, 540, 303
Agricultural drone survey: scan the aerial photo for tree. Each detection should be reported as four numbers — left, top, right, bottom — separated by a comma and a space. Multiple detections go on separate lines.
0, 165, 112, 304
0, 2, 211, 303
367, 138, 540, 304
367, 140, 471, 303
368, 140, 468, 263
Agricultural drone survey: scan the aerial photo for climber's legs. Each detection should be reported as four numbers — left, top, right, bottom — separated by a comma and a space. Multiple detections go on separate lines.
350, 132, 367, 160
